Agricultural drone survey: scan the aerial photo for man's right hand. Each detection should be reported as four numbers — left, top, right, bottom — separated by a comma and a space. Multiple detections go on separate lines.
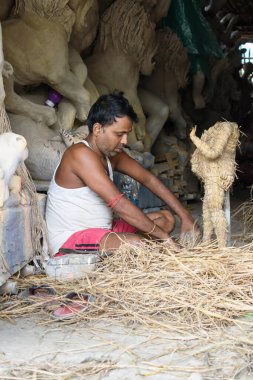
180, 216, 201, 239
161, 237, 182, 252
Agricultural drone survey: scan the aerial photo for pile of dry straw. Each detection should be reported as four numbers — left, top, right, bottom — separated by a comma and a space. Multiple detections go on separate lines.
1, 240, 253, 333
233, 198, 253, 240
0, 360, 115, 380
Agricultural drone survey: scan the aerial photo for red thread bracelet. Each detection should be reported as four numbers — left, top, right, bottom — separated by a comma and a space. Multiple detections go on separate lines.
107, 193, 124, 208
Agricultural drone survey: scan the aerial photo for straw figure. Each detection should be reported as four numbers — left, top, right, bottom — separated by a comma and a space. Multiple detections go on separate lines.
85, 0, 157, 151
190, 121, 240, 246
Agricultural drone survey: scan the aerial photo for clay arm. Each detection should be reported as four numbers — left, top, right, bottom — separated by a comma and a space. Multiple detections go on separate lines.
190, 125, 232, 159
113, 152, 197, 235
60, 146, 169, 240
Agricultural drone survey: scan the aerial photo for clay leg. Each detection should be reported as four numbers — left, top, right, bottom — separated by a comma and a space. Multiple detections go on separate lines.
3, 62, 57, 126
55, 48, 90, 131
126, 93, 148, 152
166, 95, 187, 139
56, 100, 76, 131
192, 70, 206, 110
69, 47, 87, 85
138, 88, 169, 149
206, 57, 230, 103
51, 69, 90, 122
164, 73, 187, 139
84, 76, 100, 105
220, 13, 239, 35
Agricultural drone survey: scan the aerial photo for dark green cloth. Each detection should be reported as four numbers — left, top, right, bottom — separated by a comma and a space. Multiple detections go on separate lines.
163, 0, 223, 74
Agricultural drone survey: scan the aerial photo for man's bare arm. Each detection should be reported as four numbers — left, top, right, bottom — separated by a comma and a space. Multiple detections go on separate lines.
66, 146, 170, 240
112, 152, 197, 236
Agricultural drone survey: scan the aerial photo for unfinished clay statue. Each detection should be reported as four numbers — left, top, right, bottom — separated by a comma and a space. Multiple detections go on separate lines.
2, 0, 91, 126
190, 121, 240, 246
3, 61, 57, 127
0, 24, 28, 207
164, 0, 224, 111
0, 132, 28, 207
69, 0, 99, 54
0, 22, 48, 268
140, 27, 190, 143
0, 0, 14, 21
9, 113, 89, 187
85, 0, 157, 151
56, 0, 100, 131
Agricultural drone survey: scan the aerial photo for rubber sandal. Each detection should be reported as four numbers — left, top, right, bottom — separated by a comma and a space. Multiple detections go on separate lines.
18, 285, 58, 305
52, 292, 94, 320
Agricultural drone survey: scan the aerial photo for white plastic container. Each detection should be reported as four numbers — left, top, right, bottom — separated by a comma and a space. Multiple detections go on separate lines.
45, 254, 99, 281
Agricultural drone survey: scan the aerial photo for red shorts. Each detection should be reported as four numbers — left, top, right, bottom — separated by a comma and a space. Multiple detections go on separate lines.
55, 219, 137, 256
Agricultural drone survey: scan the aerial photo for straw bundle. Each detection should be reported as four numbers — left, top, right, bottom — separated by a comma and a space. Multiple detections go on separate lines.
2, 241, 253, 334
190, 122, 240, 246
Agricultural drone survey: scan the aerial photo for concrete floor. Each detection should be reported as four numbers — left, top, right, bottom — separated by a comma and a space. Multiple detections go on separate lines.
1, 316, 253, 380
0, 185, 252, 380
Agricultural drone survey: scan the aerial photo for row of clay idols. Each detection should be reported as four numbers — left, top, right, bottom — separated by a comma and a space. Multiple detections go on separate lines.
0, 2, 242, 248
0, 0, 246, 185
0, 0, 175, 153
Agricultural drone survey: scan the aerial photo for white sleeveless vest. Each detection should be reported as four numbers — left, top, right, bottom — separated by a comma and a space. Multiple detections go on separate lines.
45, 141, 113, 254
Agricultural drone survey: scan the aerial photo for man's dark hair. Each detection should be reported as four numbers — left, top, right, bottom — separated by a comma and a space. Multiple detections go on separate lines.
87, 91, 138, 133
